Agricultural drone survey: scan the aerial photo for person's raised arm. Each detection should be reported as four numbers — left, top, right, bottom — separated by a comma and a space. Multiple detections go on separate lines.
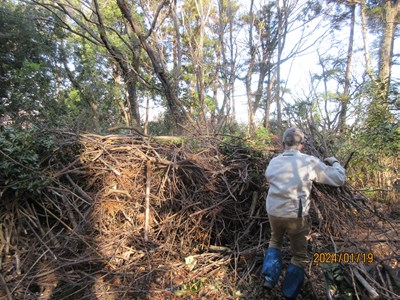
312, 157, 345, 187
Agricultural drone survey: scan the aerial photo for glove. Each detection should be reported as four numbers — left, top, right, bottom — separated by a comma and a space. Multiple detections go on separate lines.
324, 156, 339, 166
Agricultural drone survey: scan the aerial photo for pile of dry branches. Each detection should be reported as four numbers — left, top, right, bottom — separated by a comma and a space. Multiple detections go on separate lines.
0, 132, 398, 299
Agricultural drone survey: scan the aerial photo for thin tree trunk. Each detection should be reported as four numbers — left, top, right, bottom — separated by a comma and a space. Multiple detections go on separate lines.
276, 0, 283, 131
339, 3, 355, 132
124, 68, 141, 129
228, 0, 236, 122
144, 94, 150, 135
253, 64, 267, 114
212, 46, 220, 129
196, 16, 208, 132
60, 39, 101, 132
194, 0, 212, 134
218, 0, 229, 120
171, 1, 182, 96
360, 0, 374, 80
265, 74, 275, 129
112, 64, 130, 126
246, 0, 256, 134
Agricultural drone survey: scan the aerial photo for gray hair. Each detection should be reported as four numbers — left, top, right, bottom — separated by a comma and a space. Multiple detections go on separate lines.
282, 128, 304, 147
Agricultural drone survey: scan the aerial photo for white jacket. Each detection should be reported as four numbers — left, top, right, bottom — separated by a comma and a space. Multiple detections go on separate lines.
265, 150, 345, 218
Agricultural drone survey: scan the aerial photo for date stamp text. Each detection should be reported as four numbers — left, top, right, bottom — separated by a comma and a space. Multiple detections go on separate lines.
313, 252, 374, 265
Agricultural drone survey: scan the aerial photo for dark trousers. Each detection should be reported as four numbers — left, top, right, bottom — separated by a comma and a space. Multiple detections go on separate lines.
268, 214, 310, 268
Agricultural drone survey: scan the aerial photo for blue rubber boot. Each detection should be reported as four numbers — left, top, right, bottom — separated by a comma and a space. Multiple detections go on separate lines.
261, 247, 282, 289
282, 263, 305, 299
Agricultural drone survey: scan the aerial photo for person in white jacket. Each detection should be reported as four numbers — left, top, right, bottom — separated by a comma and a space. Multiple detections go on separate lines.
262, 128, 345, 299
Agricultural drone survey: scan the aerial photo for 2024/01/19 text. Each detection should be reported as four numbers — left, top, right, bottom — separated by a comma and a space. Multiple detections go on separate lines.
313, 252, 374, 265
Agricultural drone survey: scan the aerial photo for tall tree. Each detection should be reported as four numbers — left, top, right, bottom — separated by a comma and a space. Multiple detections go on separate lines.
216, 0, 239, 129
327, 0, 357, 132
364, 0, 400, 100
33, 0, 195, 132
116, 0, 195, 130
275, 0, 284, 131
242, 0, 323, 132
244, 0, 280, 133
360, 0, 374, 79
363, 0, 399, 143
180, 0, 217, 133
32, 0, 143, 130
376, 0, 400, 98
0, 1, 61, 126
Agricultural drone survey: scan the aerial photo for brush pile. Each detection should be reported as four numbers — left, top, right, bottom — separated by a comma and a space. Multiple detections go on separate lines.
0, 131, 398, 299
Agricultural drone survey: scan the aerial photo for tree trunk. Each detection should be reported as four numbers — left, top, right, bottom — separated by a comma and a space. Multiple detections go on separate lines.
360, 0, 373, 80
117, 0, 194, 129
228, 0, 237, 123
218, 0, 229, 122
212, 45, 220, 129
246, 0, 256, 134
124, 68, 141, 129
60, 39, 101, 132
276, 0, 283, 131
112, 64, 130, 126
144, 94, 150, 135
196, 4, 208, 133
253, 63, 268, 114
171, 1, 182, 98
265, 73, 275, 129
339, 3, 355, 132
378, 0, 400, 100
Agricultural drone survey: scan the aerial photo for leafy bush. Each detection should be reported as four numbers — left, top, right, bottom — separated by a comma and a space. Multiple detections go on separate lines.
251, 126, 272, 150
0, 126, 54, 198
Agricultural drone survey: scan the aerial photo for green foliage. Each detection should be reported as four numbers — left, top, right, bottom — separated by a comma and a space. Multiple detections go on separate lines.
320, 263, 355, 300
172, 278, 206, 297
218, 124, 270, 159
362, 80, 399, 156
0, 126, 53, 198
249, 126, 272, 150
147, 111, 179, 136
0, 1, 61, 126
334, 78, 399, 201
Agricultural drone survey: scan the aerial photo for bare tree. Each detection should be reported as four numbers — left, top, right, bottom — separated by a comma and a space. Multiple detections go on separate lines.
243, 0, 327, 133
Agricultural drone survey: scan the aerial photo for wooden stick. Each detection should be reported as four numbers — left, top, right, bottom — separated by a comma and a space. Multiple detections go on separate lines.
350, 267, 361, 300
352, 267, 379, 299
249, 191, 258, 217
65, 174, 93, 203
144, 160, 151, 241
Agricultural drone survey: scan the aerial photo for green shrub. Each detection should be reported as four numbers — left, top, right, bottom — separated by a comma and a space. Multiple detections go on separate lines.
0, 126, 53, 198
